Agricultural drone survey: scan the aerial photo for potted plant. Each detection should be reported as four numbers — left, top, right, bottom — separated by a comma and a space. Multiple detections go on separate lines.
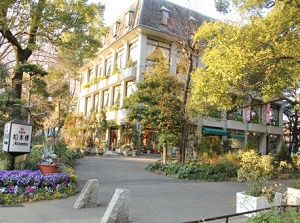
122, 144, 132, 156
236, 150, 282, 217
37, 153, 58, 175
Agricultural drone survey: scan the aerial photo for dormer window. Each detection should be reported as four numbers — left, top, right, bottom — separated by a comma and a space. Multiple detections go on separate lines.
113, 21, 120, 37
125, 10, 134, 27
160, 6, 171, 25
189, 16, 198, 33
102, 34, 107, 45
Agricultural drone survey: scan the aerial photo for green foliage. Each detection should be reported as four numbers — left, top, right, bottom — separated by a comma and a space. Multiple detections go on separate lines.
191, 0, 300, 112
123, 55, 184, 141
0, 151, 10, 170
145, 160, 238, 181
238, 150, 274, 197
15, 158, 40, 171
196, 137, 214, 157
1, 0, 106, 98
275, 144, 291, 163
124, 57, 137, 69
15, 62, 48, 77
248, 207, 300, 223
0, 63, 23, 125
245, 141, 256, 150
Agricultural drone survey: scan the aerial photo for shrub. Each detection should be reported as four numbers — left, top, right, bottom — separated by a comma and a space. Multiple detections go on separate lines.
238, 150, 274, 197
248, 207, 300, 222
146, 160, 238, 182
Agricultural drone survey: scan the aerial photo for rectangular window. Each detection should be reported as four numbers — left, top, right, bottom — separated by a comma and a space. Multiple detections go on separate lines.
97, 62, 102, 77
82, 71, 88, 84
94, 94, 99, 112
102, 90, 109, 109
88, 67, 94, 82
146, 38, 171, 71
113, 85, 121, 107
86, 96, 91, 115
126, 81, 135, 96
106, 56, 113, 75
116, 49, 125, 70
113, 21, 120, 37
129, 41, 138, 63
161, 10, 170, 25
102, 35, 106, 45
270, 104, 279, 126
125, 10, 134, 27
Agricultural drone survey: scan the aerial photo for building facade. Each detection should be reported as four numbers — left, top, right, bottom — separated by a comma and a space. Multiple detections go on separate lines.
77, 0, 283, 154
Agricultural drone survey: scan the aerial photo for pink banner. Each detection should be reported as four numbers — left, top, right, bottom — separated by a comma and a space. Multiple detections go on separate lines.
246, 97, 251, 122
265, 103, 271, 124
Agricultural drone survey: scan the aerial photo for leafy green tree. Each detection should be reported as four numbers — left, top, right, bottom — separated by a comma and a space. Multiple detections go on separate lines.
191, 0, 300, 113
123, 55, 184, 159
0, 0, 106, 98
0, 62, 21, 127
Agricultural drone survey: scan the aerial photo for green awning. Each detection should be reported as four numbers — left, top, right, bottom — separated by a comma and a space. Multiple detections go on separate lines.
228, 133, 245, 140
202, 127, 228, 136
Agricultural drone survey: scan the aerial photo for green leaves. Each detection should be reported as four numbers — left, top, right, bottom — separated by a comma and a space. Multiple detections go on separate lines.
123, 57, 183, 137
191, 0, 300, 112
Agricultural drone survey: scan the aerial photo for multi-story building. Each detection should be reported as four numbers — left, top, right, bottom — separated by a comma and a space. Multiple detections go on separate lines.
77, 0, 283, 154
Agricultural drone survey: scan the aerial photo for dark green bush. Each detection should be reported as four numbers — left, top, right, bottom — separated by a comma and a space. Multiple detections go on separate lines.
146, 161, 238, 181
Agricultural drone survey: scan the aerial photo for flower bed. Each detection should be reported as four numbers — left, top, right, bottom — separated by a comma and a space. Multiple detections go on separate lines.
0, 170, 78, 205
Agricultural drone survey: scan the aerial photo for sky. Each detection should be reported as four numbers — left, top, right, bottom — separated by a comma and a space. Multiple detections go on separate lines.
92, 0, 224, 25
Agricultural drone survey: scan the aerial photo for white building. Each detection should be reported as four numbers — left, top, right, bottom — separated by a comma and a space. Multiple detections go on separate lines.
77, 0, 283, 154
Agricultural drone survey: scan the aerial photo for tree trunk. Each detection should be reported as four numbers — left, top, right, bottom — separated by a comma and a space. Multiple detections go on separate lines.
179, 52, 193, 165
162, 144, 167, 165
12, 48, 32, 99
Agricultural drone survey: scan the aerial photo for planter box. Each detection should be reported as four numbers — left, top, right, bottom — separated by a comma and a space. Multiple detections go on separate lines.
286, 187, 300, 205
236, 191, 282, 217
37, 164, 58, 175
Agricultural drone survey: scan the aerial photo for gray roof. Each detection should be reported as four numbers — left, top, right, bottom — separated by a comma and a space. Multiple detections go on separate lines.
138, 0, 212, 37
105, 0, 213, 45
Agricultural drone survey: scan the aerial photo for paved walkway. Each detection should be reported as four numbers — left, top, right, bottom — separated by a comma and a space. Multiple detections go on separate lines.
0, 155, 252, 223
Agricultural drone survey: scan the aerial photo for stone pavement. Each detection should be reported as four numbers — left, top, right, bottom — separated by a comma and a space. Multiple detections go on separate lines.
0, 155, 252, 223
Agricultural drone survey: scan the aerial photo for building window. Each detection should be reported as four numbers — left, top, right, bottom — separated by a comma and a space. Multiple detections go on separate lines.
102, 35, 107, 45
94, 94, 99, 112
116, 49, 125, 70
106, 56, 113, 75
125, 10, 134, 27
82, 71, 88, 84
102, 90, 109, 109
113, 85, 121, 107
160, 6, 171, 25
189, 16, 198, 33
146, 38, 171, 71
128, 40, 138, 63
86, 96, 91, 115
113, 21, 120, 37
88, 67, 94, 82
126, 80, 135, 96
270, 104, 279, 126
96, 62, 102, 77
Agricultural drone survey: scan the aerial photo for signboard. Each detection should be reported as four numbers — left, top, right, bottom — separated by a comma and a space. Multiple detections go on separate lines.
265, 103, 271, 124
246, 97, 252, 122
2, 119, 32, 153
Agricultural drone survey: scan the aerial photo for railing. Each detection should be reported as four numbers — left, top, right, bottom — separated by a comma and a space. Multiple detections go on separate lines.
182, 205, 299, 223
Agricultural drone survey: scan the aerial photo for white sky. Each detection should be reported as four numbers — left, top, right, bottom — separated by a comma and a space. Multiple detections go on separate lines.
92, 0, 224, 25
